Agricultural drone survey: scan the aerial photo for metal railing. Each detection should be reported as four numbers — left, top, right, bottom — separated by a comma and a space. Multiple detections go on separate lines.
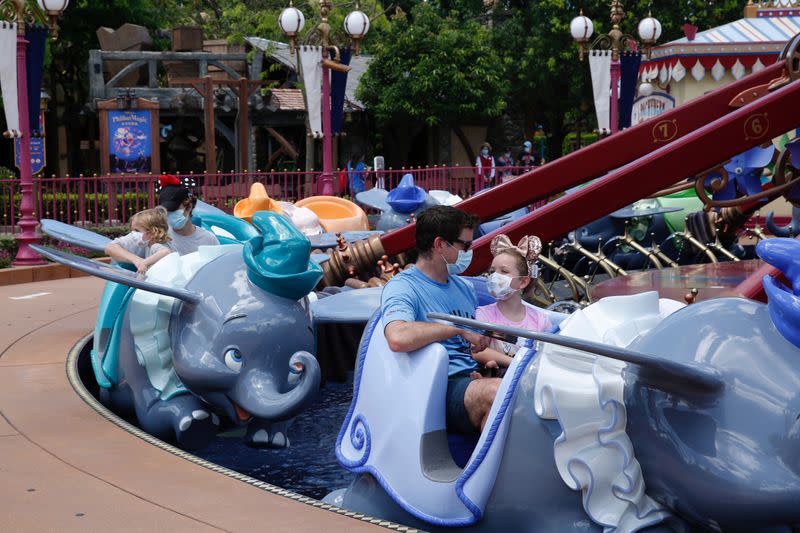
0, 166, 537, 232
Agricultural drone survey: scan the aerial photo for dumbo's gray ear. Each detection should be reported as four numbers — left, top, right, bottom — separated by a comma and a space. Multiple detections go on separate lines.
40, 219, 111, 253
30, 245, 203, 305
311, 287, 382, 325
355, 187, 390, 212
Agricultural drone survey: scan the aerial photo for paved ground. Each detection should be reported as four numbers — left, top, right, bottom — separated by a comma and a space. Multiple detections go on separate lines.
0, 277, 386, 532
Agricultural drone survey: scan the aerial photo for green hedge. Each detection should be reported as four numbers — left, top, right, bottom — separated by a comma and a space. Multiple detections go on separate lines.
562, 132, 600, 156
0, 191, 152, 221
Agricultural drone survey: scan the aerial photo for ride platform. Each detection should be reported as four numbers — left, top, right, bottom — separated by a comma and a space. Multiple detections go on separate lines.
0, 277, 389, 532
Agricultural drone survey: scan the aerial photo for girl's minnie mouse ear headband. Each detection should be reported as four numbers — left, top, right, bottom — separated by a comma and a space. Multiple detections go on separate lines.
490, 233, 542, 275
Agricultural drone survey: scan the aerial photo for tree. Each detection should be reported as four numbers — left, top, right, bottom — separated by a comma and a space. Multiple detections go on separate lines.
359, 4, 507, 125
357, 3, 509, 163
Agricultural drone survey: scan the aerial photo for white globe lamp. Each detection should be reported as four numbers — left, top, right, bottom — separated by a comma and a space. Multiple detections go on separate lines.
344, 10, 370, 55
279, 5, 306, 53
569, 11, 594, 61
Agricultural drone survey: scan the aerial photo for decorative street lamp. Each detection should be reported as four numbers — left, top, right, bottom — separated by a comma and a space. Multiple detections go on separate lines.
569, 1, 660, 134
278, 2, 305, 55
1, 0, 69, 266
279, 0, 369, 196
37, 0, 69, 39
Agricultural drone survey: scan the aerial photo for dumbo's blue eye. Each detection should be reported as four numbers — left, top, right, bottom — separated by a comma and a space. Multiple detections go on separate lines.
224, 349, 243, 372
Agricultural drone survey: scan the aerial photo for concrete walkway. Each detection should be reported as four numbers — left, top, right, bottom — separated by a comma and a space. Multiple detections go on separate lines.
0, 277, 387, 532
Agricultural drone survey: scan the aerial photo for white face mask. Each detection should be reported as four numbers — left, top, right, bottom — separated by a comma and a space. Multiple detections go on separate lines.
481, 148, 490, 156
168, 209, 189, 230
131, 230, 147, 246
487, 272, 519, 300
442, 242, 473, 275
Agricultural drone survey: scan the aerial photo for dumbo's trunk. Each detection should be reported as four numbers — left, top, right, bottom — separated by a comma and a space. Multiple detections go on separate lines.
238, 351, 321, 421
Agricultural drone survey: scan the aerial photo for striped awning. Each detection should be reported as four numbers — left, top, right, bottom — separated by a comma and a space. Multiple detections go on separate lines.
675, 15, 800, 44
641, 14, 800, 83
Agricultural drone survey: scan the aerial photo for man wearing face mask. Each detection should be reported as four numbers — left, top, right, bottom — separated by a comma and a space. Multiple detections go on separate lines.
105, 176, 219, 266
157, 174, 219, 255
475, 142, 496, 189
381, 205, 498, 435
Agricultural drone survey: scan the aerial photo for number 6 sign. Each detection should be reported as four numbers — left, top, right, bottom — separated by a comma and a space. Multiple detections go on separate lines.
744, 113, 769, 141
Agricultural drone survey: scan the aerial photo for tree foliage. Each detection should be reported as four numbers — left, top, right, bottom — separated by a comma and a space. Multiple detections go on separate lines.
357, 3, 508, 127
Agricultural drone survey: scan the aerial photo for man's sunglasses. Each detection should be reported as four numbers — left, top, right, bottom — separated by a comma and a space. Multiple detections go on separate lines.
449, 238, 473, 251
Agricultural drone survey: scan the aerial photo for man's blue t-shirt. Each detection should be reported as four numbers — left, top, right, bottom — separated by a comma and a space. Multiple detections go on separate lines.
381, 266, 478, 376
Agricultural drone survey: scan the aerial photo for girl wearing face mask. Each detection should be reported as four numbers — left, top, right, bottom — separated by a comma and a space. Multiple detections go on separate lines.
472, 234, 552, 372
105, 207, 174, 275
475, 142, 496, 189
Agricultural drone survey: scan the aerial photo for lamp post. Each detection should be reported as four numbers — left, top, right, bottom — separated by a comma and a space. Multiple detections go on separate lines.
569, 1, 660, 134
3, 0, 69, 266
279, 0, 369, 196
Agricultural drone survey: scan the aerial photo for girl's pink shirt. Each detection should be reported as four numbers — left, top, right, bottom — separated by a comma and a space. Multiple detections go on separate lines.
476, 302, 552, 355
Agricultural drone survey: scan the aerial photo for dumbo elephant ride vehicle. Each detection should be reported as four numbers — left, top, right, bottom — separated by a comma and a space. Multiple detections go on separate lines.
325, 237, 800, 532
32, 211, 361, 450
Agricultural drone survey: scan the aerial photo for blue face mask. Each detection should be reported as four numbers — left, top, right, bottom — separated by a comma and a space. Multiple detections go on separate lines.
168, 209, 189, 230
443, 242, 473, 275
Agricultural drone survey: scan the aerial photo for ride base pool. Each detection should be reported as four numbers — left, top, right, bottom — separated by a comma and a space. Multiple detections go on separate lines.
77, 333, 357, 502
192, 379, 356, 501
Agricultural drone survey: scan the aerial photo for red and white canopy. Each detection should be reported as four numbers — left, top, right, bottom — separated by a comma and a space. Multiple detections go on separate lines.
641, 10, 800, 84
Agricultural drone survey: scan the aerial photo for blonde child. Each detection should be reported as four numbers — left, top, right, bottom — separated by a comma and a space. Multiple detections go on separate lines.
473, 234, 552, 372
105, 207, 173, 275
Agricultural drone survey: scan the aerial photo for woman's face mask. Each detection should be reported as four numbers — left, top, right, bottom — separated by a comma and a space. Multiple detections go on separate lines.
167, 209, 189, 230
487, 272, 519, 300
442, 241, 473, 275
481, 148, 490, 156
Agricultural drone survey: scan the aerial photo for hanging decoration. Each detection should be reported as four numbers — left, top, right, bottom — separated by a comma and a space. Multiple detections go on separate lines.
589, 50, 611, 134
330, 47, 351, 135
618, 52, 642, 130
0, 22, 20, 138
25, 24, 48, 136
298, 45, 323, 138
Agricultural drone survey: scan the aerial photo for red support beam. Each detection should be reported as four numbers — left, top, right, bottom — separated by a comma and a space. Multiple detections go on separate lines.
379, 61, 786, 257
462, 77, 800, 275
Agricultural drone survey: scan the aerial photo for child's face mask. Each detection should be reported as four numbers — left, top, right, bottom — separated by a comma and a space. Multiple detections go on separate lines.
487, 272, 520, 300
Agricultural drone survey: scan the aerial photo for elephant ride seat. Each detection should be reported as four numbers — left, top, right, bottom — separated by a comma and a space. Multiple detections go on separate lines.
336, 309, 543, 526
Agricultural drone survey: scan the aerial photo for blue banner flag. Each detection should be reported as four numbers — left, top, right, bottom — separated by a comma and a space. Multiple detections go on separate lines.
331, 47, 352, 135
25, 24, 48, 136
619, 52, 642, 130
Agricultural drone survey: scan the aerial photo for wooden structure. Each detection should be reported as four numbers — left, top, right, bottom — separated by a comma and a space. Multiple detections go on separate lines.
88, 49, 307, 174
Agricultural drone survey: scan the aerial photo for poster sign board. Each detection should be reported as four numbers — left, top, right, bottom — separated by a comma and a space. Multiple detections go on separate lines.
14, 113, 46, 175
631, 92, 675, 125
98, 98, 160, 175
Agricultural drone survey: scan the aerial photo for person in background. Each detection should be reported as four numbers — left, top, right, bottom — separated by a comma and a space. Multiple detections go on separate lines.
495, 148, 515, 183
338, 167, 349, 196
472, 234, 552, 376
517, 140, 540, 173
347, 151, 366, 195
475, 142, 496, 189
157, 174, 219, 254
104, 207, 173, 275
